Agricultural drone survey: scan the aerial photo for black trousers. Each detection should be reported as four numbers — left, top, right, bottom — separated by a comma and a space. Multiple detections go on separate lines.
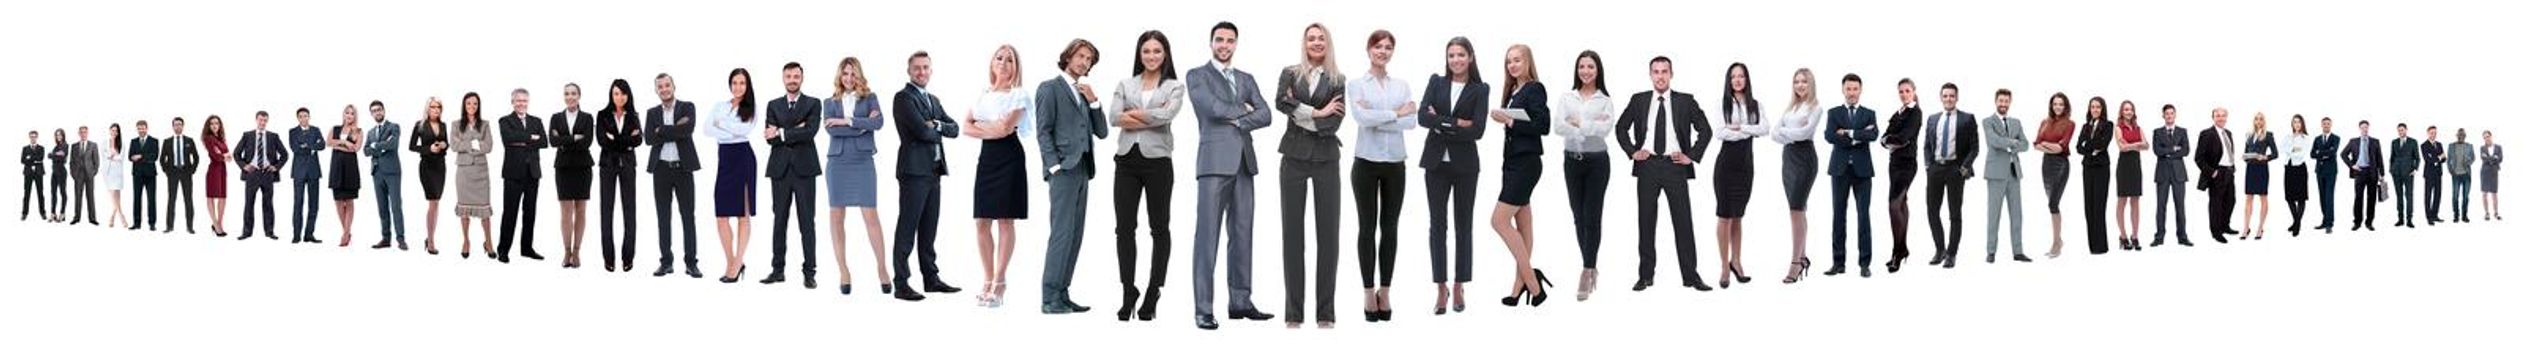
49, 174, 63, 218
2317, 166, 2339, 230
1636, 173, 1703, 285
1115, 152, 1175, 292
2286, 165, 2309, 231
166, 176, 194, 231
244, 180, 276, 237
19, 175, 41, 220
133, 172, 157, 229
1830, 174, 1875, 267
2081, 163, 2111, 254
766, 176, 818, 277
1563, 153, 1611, 269
1887, 160, 1918, 261
498, 178, 541, 258
893, 175, 946, 287
2207, 169, 2238, 237
2425, 169, 2443, 223
1350, 159, 1402, 287
2392, 174, 2414, 226
599, 169, 639, 268
1425, 167, 1477, 283
290, 178, 319, 240
1924, 165, 1966, 261
1278, 158, 1339, 322
2353, 175, 2383, 229
653, 170, 698, 270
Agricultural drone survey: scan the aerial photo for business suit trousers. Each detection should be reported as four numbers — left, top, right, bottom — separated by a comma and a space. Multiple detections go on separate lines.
2208, 171, 2239, 236
2353, 176, 2383, 229
2453, 174, 2473, 221
498, 178, 541, 258
1043, 169, 1092, 304
2393, 175, 2415, 226
766, 176, 817, 277
2425, 171, 2443, 223
2285, 165, 2309, 231
1924, 166, 1966, 261
1114, 153, 1174, 292
1563, 153, 1611, 269
244, 180, 275, 237
165, 176, 193, 231
49, 175, 63, 218
289, 178, 319, 240
892, 175, 946, 288
600, 170, 639, 269
73, 176, 93, 223
2154, 182, 2190, 243
1830, 175, 1875, 268
133, 173, 157, 229
1637, 174, 1703, 285
19, 176, 41, 220
1350, 159, 1403, 287
1278, 159, 1339, 322
1986, 177, 2025, 257
2080, 164, 2110, 254
373, 175, 406, 244
2317, 166, 2339, 230
654, 171, 698, 270
1424, 168, 1477, 284
1192, 174, 1258, 316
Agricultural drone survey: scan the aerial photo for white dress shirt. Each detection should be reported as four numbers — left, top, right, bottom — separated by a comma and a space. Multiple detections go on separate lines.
2283, 132, 2314, 166
1715, 101, 1767, 142
704, 100, 761, 144
1771, 102, 1820, 144
1553, 89, 1616, 153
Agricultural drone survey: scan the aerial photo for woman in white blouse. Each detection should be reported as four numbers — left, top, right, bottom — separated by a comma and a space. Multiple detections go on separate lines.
705, 68, 764, 283
2281, 115, 2314, 235
1552, 50, 1613, 300
1344, 29, 1412, 321
962, 44, 1031, 308
1709, 62, 1765, 288
1771, 68, 1821, 284
101, 124, 128, 229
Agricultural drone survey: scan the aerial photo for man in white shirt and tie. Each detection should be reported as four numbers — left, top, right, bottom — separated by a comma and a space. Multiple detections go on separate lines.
238, 111, 288, 240
1922, 83, 1977, 269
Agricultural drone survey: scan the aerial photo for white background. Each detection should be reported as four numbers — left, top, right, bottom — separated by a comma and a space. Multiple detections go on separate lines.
4, 0, 2516, 348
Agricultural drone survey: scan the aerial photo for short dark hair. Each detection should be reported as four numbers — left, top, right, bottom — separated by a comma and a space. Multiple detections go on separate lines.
1938, 83, 1957, 93
1367, 30, 1395, 49
2162, 104, 2176, 113
782, 62, 803, 71
369, 100, 384, 109
172, 116, 185, 124
1994, 89, 2012, 98
655, 73, 673, 81
1057, 39, 1100, 69
2398, 123, 2408, 128
1211, 21, 1238, 37
255, 110, 269, 117
908, 51, 930, 64
2359, 120, 2370, 126
1842, 74, 1861, 85
2428, 125, 2438, 131
295, 107, 310, 114
1649, 56, 1671, 67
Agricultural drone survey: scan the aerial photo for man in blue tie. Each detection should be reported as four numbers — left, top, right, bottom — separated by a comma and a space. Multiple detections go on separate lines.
1922, 83, 1977, 269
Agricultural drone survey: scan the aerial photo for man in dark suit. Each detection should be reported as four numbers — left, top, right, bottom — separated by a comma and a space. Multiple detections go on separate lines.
20, 131, 43, 221
237, 111, 287, 240
2195, 108, 2239, 242
2152, 104, 2192, 246
2344, 121, 2386, 231
891, 52, 963, 301
2311, 117, 2342, 233
162, 117, 201, 234
1820, 74, 1877, 277
1186, 22, 1277, 330
1614, 57, 1713, 288
2421, 126, 2446, 225
646, 74, 704, 278
287, 109, 325, 243
1038, 41, 1109, 315
129, 120, 160, 231
1921, 83, 1978, 269
497, 88, 550, 262
2389, 123, 2420, 228
761, 62, 824, 288
69, 126, 97, 225
365, 101, 407, 249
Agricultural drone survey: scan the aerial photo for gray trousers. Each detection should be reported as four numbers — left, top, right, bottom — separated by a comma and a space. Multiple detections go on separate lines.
374, 174, 406, 244
1191, 174, 1257, 316
1984, 177, 2024, 257
1040, 169, 1092, 302
1278, 159, 1339, 322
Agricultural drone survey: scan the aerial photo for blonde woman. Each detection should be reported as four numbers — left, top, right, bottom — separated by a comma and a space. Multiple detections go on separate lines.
1489, 44, 1552, 307
2241, 113, 2275, 239
825, 57, 891, 295
1274, 23, 1345, 328
964, 45, 1031, 308
1771, 68, 1821, 283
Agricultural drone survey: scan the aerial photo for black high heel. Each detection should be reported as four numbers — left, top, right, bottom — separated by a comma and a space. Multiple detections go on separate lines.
1499, 285, 1526, 307
1783, 258, 1810, 284
1731, 265, 1751, 284
1529, 270, 1552, 307
719, 265, 747, 284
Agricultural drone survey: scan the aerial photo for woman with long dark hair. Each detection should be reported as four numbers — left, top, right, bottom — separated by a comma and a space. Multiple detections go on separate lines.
1710, 62, 1764, 288
1555, 50, 1613, 295
1114, 30, 1185, 322
203, 116, 230, 236
707, 68, 764, 283
2113, 101, 2146, 250
453, 93, 497, 258
1344, 29, 1407, 321
2033, 93, 2076, 258
2074, 97, 2113, 254
2282, 115, 2313, 235
1419, 36, 1487, 315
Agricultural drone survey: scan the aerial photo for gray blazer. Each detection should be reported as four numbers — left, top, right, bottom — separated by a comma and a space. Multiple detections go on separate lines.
1110, 77, 1184, 159
823, 95, 885, 161
2153, 126, 2190, 184
69, 140, 97, 179
1186, 63, 1273, 177
1036, 76, 1109, 179
1981, 114, 2028, 181
1273, 65, 1345, 162
364, 120, 402, 177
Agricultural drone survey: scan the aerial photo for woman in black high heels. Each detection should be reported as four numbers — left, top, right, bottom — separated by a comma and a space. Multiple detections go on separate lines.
1488, 44, 1552, 307
1710, 63, 1764, 289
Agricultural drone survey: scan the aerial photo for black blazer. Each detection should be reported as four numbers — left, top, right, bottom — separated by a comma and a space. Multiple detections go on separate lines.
498, 113, 549, 180
1884, 105, 1925, 165
1614, 90, 1711, 180
644, 100, 700, 173
407, 121, 447, 164
2194, 128, 2233, 185
595, 109, 642, 174
129, 136, 160, 178
1498, 82, 1551, 159
1273, 66, 1345, 162
2311, 134, 2341, 173
21, 144, 43, 176
1416, 75, 1489, 172
2075, 118, 2114, 167
237, 130, 288, 183
1923, 111, 1980, 179
549, 110, 595, 172
893, 83, 958, 177
2345, 136, 2385, 180
2390, 137, 2420, 178
763, 94, 823, 179
162, 135, 200, 177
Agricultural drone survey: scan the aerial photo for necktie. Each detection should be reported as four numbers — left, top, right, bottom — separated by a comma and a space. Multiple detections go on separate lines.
1653, 97, 1669, 154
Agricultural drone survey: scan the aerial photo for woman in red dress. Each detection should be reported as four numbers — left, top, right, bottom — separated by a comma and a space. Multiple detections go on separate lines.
204, 115, 232, 237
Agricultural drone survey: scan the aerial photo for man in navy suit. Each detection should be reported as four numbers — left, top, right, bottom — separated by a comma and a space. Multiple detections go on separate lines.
890, 52, 964, 301
1037, 40, 1109, 315
2311, 118, 2342, 233
1186, 22, 1277, 330
761, 62, 824, 288
288, 108, 326, 243
647, 74, 705, 278
129, 120, 160, 231
237, 111, 288, 240
2390, 123, 2420, 228
1822, 74, 1878, 277
2344, 120, 2386, 231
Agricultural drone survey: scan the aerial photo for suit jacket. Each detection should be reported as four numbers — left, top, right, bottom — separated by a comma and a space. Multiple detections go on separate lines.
20, 144, 42, 176
1981, 114, 2028, 181
1415, 75, 1488, 173
2195, 128, 2235, 186
69, 140, 97, 179
2421, 140, 2446, 176
235, 129, 286, 183
1188, 63, 1274, 177
1883, 105, 1924, 164
2312, 133, 2342, 174
499, 113, 549, 180
286, 126, 322, 180
2345, 136, 2385, 180
2154, 126, 2191, 183
1823, 104, 1879, 178
549, 110, 595, 176
644, 100, 702, 173
162, 135, 200, 177
1923, 110, 1980, 178
1273, 65, 1345, 162
129, 136, 161, 179
2075, 118, 2113, 168
364, 120, 402, 177
2390, 137, 2420, 179
764, 94, 823, 179
824, 95, 884, 161
893, 83, 959, 177
1038, 76, 1109, 179
1499, 83, 1552, 159
595, 109, 642, 174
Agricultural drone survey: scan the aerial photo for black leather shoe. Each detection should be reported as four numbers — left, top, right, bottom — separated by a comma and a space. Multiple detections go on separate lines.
1195, 314, 1219, 330
802, 276, 818, 289
1821, 265, 1845, 276
1042, 300, 1091, 314
1227, 309, 1276, 321
685, 267, 704, 279
2013, 254, 2033, 262
1630, 279, 1653, 291
522, 251, 546, 260
924, 283, 962, 294
894, 288, 927, 301
1683, 282, 1712, 291
1860, 267, 1873, 278
760, 272, 787, 285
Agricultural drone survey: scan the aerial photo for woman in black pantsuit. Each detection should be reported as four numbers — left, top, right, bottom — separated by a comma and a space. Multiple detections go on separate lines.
1710, 63, 1763, 289
1488, 44, 1551, 308
2033, 93, 2076, 258
410, 98, 450, 255
2075, 97, 2114, 255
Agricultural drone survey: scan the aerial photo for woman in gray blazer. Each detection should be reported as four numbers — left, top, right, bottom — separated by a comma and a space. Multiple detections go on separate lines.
1111, 30, 1184, 322
453, 92, 498, 258
823, 57, 889, 295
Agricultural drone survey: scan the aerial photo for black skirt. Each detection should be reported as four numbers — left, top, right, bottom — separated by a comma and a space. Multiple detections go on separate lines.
1497, 156, 1543, 206
2245, 162, 2271, 195
2041, 154, 2071, 213
329, 151, 361, 200
2116, 150, 2144, 197
555, 152, 594, 200
1780, 141, 1818, 211
973, 137, 1028, 219
418, 157, 447, 200
2284, 164, 2310, 201
1713, 139, 1756, 218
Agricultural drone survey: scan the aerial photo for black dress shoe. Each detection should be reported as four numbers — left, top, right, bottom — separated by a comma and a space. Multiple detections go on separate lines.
1041, 300, 1091, 314
760, 272, 787, 285
893, 289, 927, 301
521, 252, 546, 260
924, 283, 962, 294
1195, 314, 1220, 330
1631, 279, 1653, 291
1821, 265, 1846, 276
1227, 309, 1276, 321
803, 277, 818, 289
652, 265, 674, 277
686, 267, 705, 278
1860, 267, 1872, 278
1683, 282, 1712, 291
2012, 254, 2033, 262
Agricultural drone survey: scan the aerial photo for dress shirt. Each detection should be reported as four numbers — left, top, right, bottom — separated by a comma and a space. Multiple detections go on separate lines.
1715, 101, 1767, 142
659, 100, 684, 161
1771, 102, 1819, 144
2283, 132, 2314, 166
705, 100, 762, 144
1553, 89, 1615, 153
1348, 72, 1415, 162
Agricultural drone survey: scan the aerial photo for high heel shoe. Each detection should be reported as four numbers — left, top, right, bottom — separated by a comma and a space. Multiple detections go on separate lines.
1432, 285, 1450, 316
1529, 270, 1552, 307
1576, 269, 1597, 302
1136, 288, 1161, 321
1499, 285, 1527, 307
720, 265, 747, 284
1731, 265, 1752, 284
1783, 258, 1810, 284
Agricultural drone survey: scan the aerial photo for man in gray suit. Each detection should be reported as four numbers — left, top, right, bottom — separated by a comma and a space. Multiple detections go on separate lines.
1037, 39, 1108, 315
364, 101, 408, 250
1980, 89, 2031, 263
1186, 22, 1276, 330
70, 126, 97, 225
2152, 104, 2192, 246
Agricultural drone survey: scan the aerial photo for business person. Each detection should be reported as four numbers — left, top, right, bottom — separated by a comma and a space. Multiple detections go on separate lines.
1556, 51, 1615, 294
822, 59, 886, 294
2115, 104, 2150, 250
552, 84, 598, 268
238, 112, 286, 240
2345, 121, 2385, 231
454, 94, 497, 257
1343, 29, 1405, 322
891, 52, 966, 300
203, 116, 229, 236
2198, 108, 2239, 242
2450, 128, 2475, 223
1921, 83, 1978, 269
1188, 22, 1278, 329
2481, 131, 2501, 220
497, 88, 551, 262
2422, 126, 2446, 226
365, 102, 408, 250
22, 132, 45, 222
164, 117, 201, 234
1711, 63, 1765, 282
1822, 74, 1878, 275
2390, 123, 2419, 228
2283, 115, 2314, 235
70, 126, 97, 225
1040, 39, 1108, 316
2075, 98, 2113, 253
103, 125, 133, 229
1982, 89, 2031, 263
328, 106, 363, 247
2313, 117, 2342, 233
286, 110, 322, 243
47, 130, 65, 223
1619, 57, 1712, 289
966, 45, 1031, 308
2149, 103, 2189, 247
130, 120, 158, 231
708, 69, 761, 282
1272, 26, 1343, 326
1772, 69, 1822, 281
596, 79, 642, 271
1490, 44, 1553, 307
647, 75, 705, 278
762, 63, 825, 287
1115, 31, 1186, 321
1880, 79, 1922, 271
411, 99, 449, 253
2033, 93, 2075, 258
1418, 36, 1486, 316
2241, 113, 2275, 239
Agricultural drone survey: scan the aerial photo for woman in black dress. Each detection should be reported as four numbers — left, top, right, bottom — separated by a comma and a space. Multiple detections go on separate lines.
410, 97, 449, 255
1710, 63, 1764, 289
2075, 97, 2114, 254
2113, 102, 2146, 250
329, 105, 364, 247
2241, 113, 2275, 239
552, 84, 597, 268
1487, 44, 1551, 307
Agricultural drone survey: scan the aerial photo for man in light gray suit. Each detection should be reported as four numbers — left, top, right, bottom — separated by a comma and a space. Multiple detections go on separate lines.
69, 126, 97, 225
364, 101, 408, 250
1036, 39, 1108, 315
1185, 22, 1276, 330
1981, 90, 2031, 263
